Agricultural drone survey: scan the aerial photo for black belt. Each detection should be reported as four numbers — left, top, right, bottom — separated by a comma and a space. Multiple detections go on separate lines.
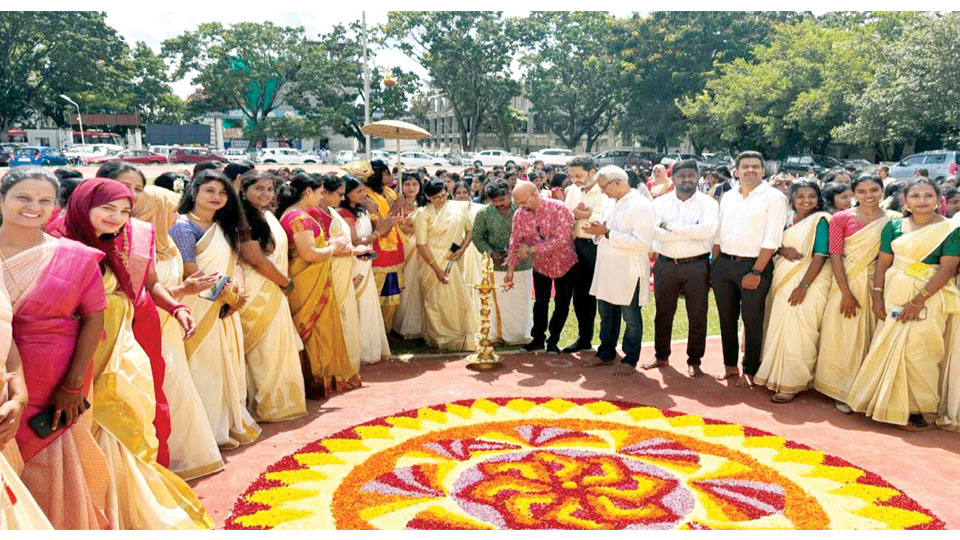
720, 252, 757, 263
660, 253, 710, 265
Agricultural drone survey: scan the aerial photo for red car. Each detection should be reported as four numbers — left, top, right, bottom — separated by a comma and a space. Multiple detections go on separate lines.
90, 150, 168, 165
169, 148, 228, 164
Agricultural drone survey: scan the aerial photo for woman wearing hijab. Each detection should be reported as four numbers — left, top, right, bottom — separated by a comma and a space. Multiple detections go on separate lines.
57, 178, 212, 529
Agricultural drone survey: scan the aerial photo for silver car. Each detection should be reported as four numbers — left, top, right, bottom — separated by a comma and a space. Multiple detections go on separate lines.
889, 150, 959, 180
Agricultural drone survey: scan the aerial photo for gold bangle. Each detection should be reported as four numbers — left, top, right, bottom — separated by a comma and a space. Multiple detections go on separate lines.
908, 298, 924, 307
920, 287, 933, 298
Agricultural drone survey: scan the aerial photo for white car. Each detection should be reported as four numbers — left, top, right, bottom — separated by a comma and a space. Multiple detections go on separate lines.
223, 148, 253, 163
471, 149, 526, 168
387, 151, 452, 168
527, 148, 574, 167
336, 150, 357, 164
64, 144, 123, 164
258, 148, 318, 165
147, 145, 181, 157
659, 153, 698, 167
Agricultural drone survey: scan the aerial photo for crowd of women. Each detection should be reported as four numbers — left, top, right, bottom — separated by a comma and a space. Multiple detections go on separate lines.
1, 153, 960, 530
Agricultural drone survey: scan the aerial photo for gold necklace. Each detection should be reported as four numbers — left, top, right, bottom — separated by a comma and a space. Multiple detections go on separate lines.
0, 245, 26, 297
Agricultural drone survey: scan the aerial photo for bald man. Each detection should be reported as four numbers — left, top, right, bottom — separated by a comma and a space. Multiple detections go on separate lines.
504, 181, 578, 354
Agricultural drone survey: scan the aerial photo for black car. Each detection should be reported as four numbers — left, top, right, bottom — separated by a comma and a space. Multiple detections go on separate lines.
780, 154, 847, 176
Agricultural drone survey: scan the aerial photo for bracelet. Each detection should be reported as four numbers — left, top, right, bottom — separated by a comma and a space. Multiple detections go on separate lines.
59, 384, 82, 395
908, 298, 924, 308
799, 281, 810, 288
871, 287, 884, 293
920, 287, 933, 298
169, 304, 189, 317
283, 280, 296, 293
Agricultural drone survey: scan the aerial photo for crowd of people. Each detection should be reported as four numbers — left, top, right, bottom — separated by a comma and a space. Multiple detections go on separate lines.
1, 149, 960, 529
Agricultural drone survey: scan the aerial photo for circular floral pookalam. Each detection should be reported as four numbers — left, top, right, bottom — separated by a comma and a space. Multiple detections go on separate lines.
225, 398, 945, 530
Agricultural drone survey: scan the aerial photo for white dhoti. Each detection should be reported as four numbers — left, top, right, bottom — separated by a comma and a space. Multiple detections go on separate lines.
491, 269, 533, 345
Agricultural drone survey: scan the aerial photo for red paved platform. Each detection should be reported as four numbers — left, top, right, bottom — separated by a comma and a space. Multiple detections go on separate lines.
191, 336, 960, 528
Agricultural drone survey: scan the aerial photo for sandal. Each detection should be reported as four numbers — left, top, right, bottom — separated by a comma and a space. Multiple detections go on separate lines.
771, 392, 796, 403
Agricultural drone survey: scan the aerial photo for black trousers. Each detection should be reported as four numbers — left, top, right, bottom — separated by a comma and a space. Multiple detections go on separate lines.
709, 253, 772, 376
570, 237, 598, 345
532, 269, 575, 348
653, 256, 710, 365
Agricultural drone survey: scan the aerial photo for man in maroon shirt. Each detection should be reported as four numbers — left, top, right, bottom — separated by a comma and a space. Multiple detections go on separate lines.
504, 181, 578, 354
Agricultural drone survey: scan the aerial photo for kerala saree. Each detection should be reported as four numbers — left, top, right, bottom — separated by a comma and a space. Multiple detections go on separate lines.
755, 212, 832, 394
238, 212, 307, 421
342, 210, 391, 364
314, 207, 362, 371
415, 200, 479, 351
392, 207, 424, 339
280, 209, 358, 398
846, 219, 960, 425
814, 215, 890, 401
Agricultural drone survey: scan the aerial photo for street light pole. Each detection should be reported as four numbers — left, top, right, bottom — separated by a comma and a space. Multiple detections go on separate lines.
362, 11, 371, 161
60, 94, 85, 149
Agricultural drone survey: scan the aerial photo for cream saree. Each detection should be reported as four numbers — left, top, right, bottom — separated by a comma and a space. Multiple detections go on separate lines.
813, 215, 890, 401
414, 201, 479, 351
393, 207, 423, 339
352, 213, 391, 364
239, 212, 307, 422
938, 312, 960, 432
327, 208, 362, 371
90, 269, 213, 529
756, 213, 832, 393
461, 202, 485, 313
846, 219, 960, 425
181, 224, 261, 449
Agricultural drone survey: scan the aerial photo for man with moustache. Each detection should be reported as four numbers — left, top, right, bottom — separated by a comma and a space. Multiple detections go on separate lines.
644, 159, 718, 378
711, 151, 788, 387
472, 180, 534, 345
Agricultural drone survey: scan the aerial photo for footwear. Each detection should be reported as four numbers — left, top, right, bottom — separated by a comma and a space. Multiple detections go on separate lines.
561, 341, 591, 353
687, 365, 705, 378
547, 344, 561, 355
522, 341, 545, 353
715, 367, 740, 381
771, 392, 796, 403
834, 401, 853, 414
640, 357, 668, 370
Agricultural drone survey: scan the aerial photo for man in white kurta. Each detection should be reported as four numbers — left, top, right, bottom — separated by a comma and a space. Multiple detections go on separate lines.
583, 166, 656, 376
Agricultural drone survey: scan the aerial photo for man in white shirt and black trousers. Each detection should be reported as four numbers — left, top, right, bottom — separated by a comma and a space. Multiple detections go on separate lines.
644, 159, 719, 378
711, 151, 788, 387
581, 166, 656, 376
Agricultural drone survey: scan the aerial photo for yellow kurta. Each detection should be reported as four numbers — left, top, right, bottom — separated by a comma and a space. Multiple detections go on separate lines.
282, 209, 357, 397
154, 251, 224, 480
415, 200, 479, 350
326, 207, 362, 371
239, 212, 307, 422
181, 224, 261, 449
755, 213, 832, 394
90, 269, 213, 530
846, 219, 960, 425
813, 215, 890, 401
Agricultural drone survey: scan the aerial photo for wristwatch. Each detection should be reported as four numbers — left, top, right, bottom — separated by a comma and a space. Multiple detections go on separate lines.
748, 268, 763, 276
604, 229, 610, 239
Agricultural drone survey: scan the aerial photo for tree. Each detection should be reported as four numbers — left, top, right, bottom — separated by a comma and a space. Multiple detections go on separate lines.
0, 12, 128, 141
482, 78, 525, 150
519, 12, 625, 152
289, 22, 419, 152
618, 11, 806, 152
679, 20, 873, 157
835, 12, 960, 159
383, 12, 517, 151
162, 22, 307, 135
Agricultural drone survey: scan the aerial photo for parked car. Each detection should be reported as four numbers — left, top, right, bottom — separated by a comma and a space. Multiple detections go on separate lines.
257, 147, 318, 165
842, 158, 876, 174
370, 150, 392, 162
147, 145, 182, 157
528, 148, 574, 167
387, 151, 452, 168
8, 146, 68, 167
888, 150, 959, 180
659, 153, 698, 167
472, 149, 526, 168
336, 150, 357, 164
0, 143, 23, 166
701, 152, 735, 167
169, 147, 228, 164
592, 149, 634, 169
779, 154, 846, 177
63, 144, 123, 164
223, 148, 253, 163
89, 149, 168, 165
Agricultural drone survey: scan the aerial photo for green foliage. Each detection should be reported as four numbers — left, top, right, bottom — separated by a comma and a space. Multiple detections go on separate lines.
383, 11, 517, 151
0, 11, 129, 139
519, 12, 624, 152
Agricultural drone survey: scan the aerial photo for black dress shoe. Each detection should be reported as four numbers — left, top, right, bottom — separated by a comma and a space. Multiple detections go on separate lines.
523, 341, 545, 353
547, 344, 561, 355
561, 341, 591, 353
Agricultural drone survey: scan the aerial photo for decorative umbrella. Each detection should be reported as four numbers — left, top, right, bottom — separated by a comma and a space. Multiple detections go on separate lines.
360, 120, 432, 176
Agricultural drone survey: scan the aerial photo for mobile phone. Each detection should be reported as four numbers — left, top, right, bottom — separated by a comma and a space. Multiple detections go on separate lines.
28, 398, 92, 439
357, 251, 378, 260
890, 305, 927, 320
200, 275, 230, 301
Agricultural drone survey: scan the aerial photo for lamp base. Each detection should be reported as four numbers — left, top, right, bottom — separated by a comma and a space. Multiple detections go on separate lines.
466, 360, 503, 372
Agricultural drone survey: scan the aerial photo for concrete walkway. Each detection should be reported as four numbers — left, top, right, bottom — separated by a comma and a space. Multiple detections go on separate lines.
191, 336, 960, 528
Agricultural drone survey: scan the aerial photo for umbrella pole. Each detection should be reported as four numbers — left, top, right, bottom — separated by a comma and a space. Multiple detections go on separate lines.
396, 133, 402, 182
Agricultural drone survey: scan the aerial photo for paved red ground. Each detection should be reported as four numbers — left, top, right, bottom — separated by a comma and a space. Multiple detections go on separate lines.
190, 336, 960, 529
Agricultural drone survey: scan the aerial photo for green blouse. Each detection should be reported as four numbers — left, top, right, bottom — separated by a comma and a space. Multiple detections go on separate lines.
879, 218, 960, 263
785, 215, 829, 256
